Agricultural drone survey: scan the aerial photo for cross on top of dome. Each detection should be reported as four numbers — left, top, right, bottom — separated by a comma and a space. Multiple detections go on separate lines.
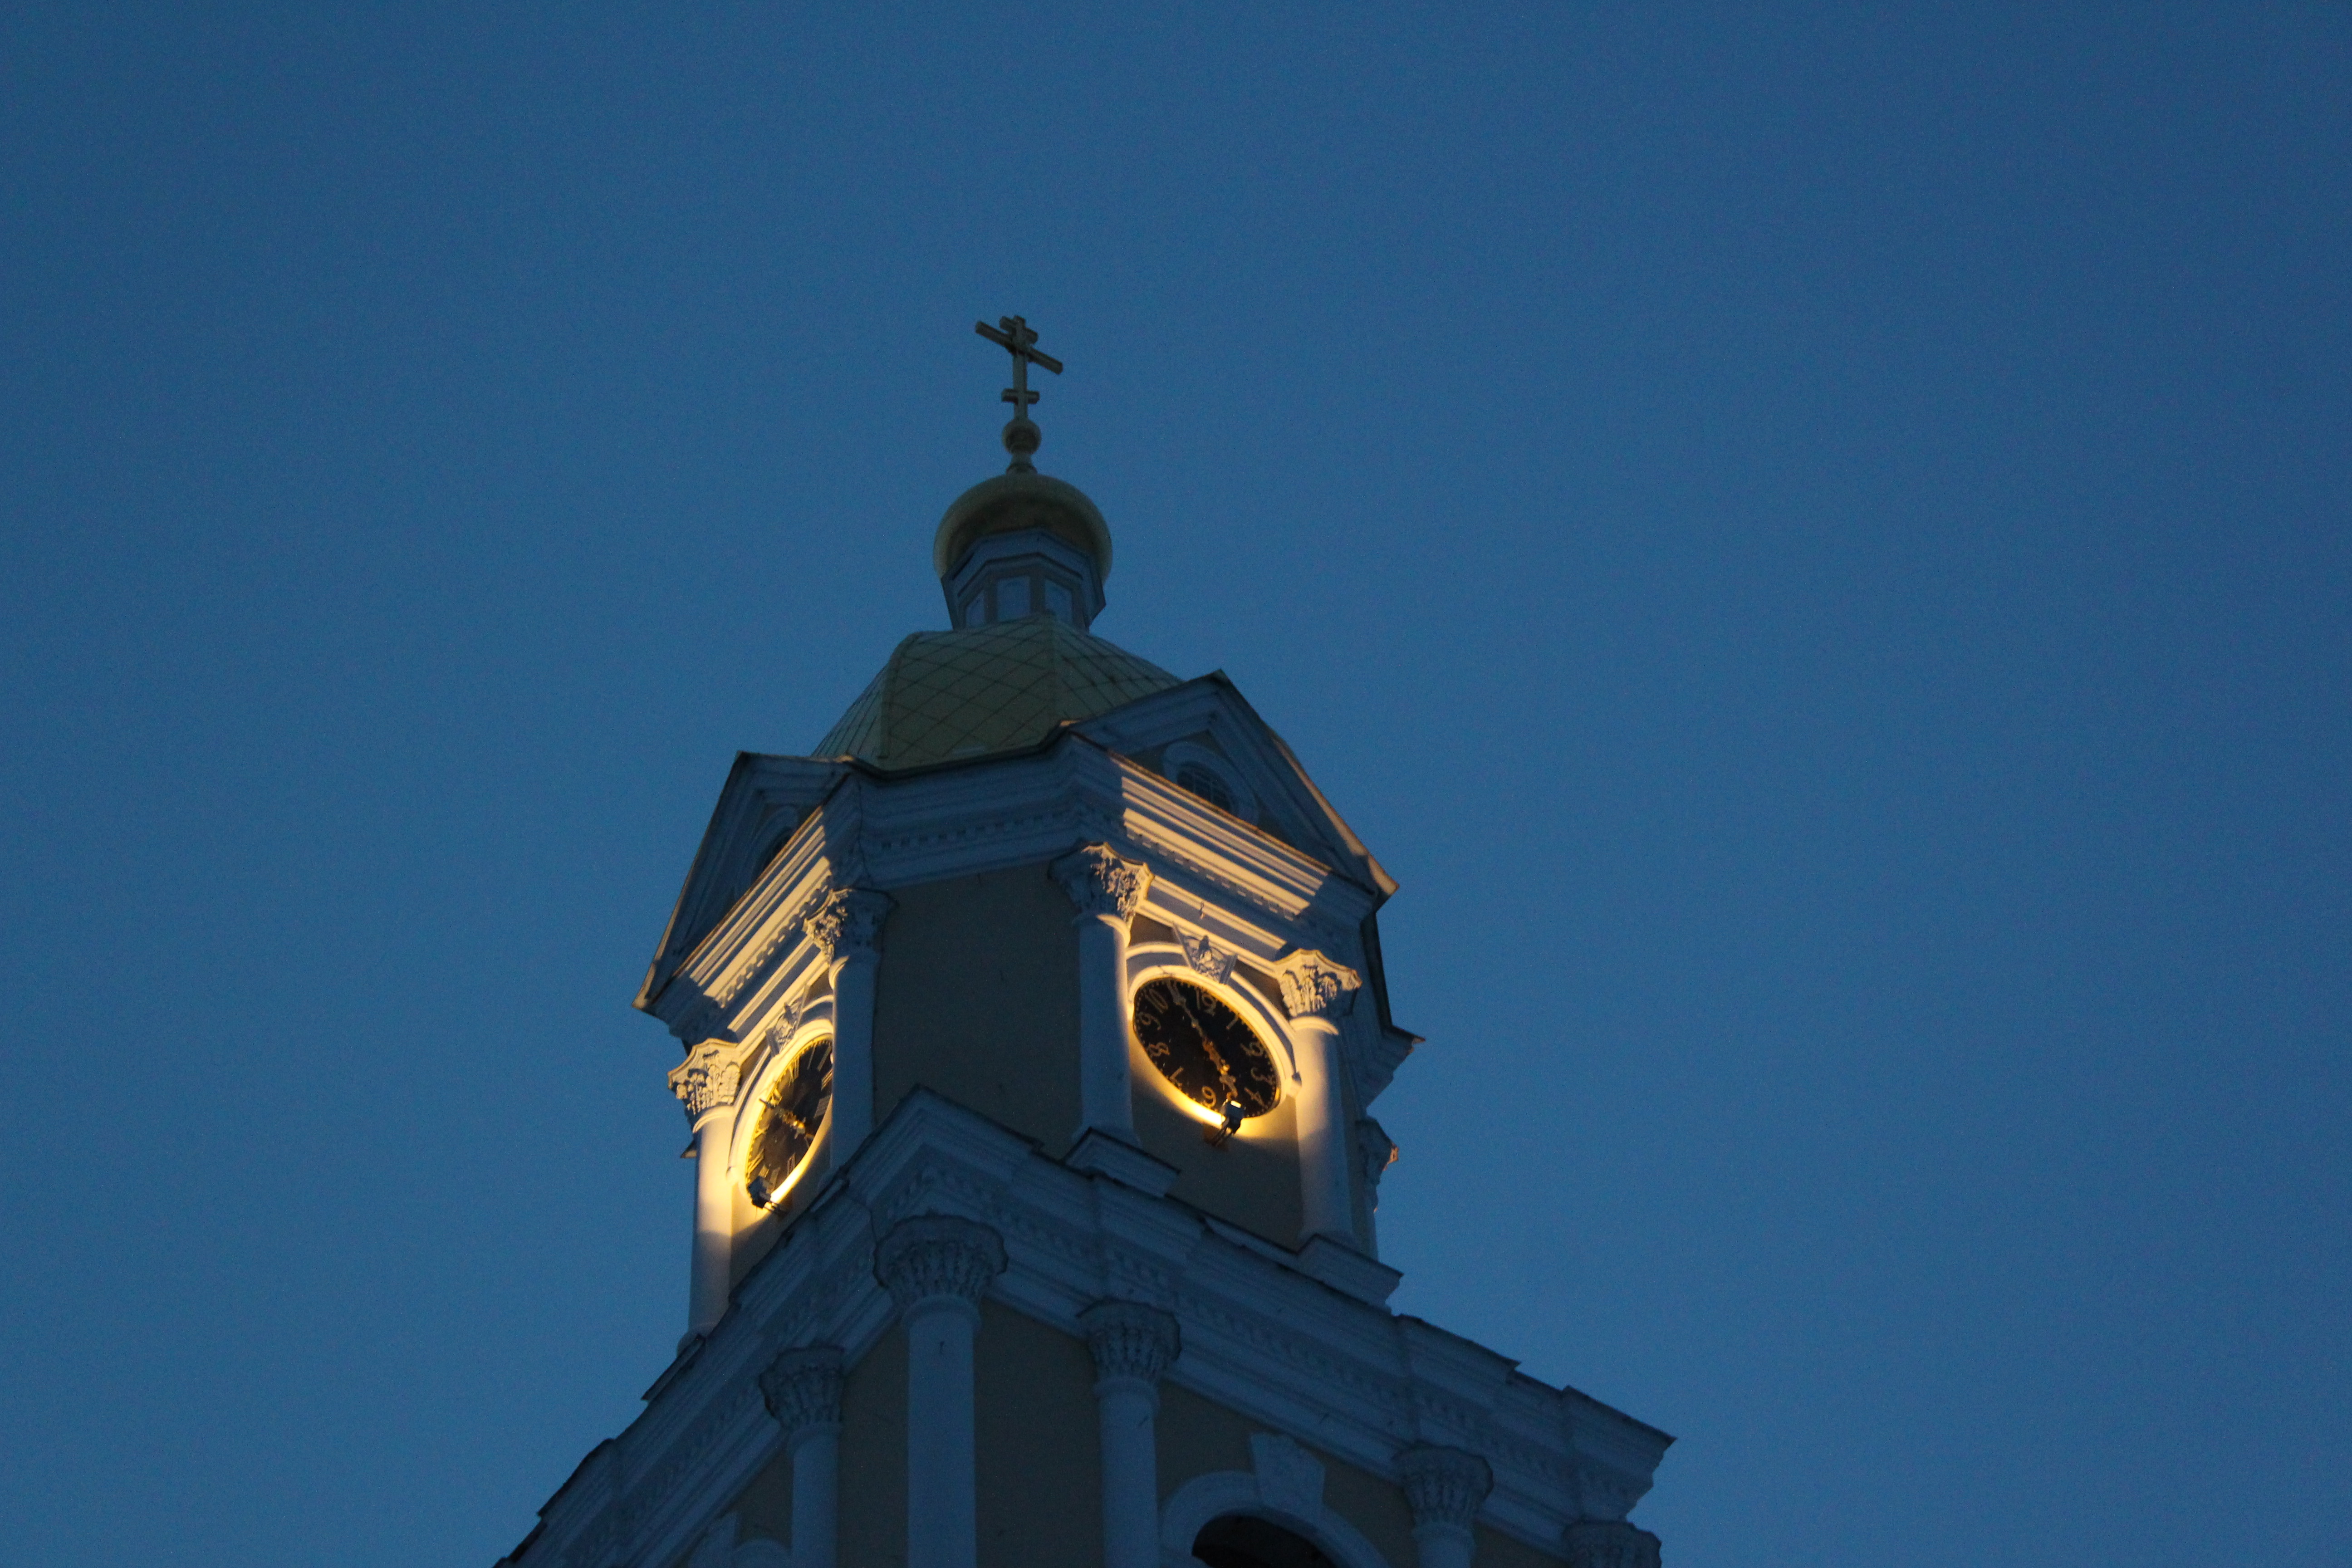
975, 314, 1063, 472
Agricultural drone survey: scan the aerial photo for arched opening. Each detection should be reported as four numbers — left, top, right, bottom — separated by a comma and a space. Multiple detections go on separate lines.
1193, 1512, 1340, 1568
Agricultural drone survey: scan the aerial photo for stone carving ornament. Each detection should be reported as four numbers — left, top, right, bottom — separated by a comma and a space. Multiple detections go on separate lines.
1276, 951, 1362, 1020
667, 1041, 745, 1122
873, 1214, 1007, 1313
759, 1345, 846, 1439
1396, 1445, 1494, 1531
1050, 842, 1152, 922
1179, 930, 1237, 985
803, 887, 894, 964
1078, 1300, 1181, 1387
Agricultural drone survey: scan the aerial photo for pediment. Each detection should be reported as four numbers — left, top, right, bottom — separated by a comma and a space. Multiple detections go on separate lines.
637, 755, 849, 1010
1072, 674, 1395, 902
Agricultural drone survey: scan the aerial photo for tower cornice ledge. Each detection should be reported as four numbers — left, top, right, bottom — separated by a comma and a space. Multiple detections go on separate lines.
649, 734, 1383, 1046
496, 1089, 1671, 1568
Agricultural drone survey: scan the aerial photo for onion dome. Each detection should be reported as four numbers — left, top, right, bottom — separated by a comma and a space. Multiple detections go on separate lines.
815, 466, 1177, 770
813, 615, 1178, 770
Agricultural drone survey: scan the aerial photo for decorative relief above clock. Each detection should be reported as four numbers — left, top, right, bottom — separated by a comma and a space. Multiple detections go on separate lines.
744, 1038, 834, 1208
1131, 976, 1281, 1122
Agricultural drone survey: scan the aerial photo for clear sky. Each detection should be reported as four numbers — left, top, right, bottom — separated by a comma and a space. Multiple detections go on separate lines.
2, 6, 2346, 1567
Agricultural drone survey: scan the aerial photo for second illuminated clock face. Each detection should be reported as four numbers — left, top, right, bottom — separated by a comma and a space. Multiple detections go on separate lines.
1131, 977, 1281, 1121
744, 1039, 833, 1208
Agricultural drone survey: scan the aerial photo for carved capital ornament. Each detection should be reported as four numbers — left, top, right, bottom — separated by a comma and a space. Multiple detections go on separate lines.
668, 1039, 747, 1123
873, 1215, 1007, 1314
1050, 841, 1151, 923
804, 886, 894, 965
759, 1344, 846, 1439
1276, 950, 1362, 1021
1078, 1299, 1181, 1387
1397, 1445, 1494, 1532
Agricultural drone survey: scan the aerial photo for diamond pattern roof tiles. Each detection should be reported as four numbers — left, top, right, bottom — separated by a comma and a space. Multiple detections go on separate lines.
811, 614, 1181, 771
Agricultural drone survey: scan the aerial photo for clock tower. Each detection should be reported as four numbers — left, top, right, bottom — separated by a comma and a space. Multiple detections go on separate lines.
495, 321, 1672, 1568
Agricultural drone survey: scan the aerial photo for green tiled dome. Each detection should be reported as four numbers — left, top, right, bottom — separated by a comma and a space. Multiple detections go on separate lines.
814, 614, 1181, 771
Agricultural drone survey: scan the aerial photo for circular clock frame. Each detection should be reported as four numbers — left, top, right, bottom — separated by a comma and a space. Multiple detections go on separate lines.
1130, 975, 1282, 1122
743, 1037, 833, 1209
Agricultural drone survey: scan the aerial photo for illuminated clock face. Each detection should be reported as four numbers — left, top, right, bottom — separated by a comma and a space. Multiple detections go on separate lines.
744, 1039, 833, 1208
1131, 977, 1281, 1121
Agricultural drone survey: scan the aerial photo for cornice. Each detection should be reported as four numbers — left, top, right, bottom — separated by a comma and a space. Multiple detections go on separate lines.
650, 736, 1382, 1049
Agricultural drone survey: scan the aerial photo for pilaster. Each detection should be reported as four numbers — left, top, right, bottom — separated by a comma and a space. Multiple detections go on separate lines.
874, 1215, 1006, 1568
761, 1346, 847, 1568
1051, 842, 1152, 1146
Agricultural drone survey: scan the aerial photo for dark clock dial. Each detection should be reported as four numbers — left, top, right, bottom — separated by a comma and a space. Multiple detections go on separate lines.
744, 1039, 833, 1207
1131, 977, 1281, 1120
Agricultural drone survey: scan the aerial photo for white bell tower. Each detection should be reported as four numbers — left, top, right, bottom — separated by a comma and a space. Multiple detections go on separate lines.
496, 321, 1672, 1568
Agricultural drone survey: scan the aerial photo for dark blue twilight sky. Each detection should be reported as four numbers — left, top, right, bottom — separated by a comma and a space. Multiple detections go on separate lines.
2, 7, 2347, 1567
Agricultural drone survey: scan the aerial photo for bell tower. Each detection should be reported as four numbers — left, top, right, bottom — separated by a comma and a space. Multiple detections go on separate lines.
495, 322, 1673, 1568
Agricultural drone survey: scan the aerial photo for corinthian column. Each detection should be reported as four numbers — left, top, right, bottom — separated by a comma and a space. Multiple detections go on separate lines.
1079, 1301, 1180, 1568
804, 886, 893, 1160
668, 1038, 750, 1338
1277, 950, 1362, 1244
1050, 843, 1152, 1146
760, 1345, 846, 1568
875, 1215, 1006, 1568
1398, 1446, 1493, 1568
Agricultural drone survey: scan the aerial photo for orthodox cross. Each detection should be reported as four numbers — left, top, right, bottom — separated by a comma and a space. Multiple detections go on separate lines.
975, 314, 1063, 469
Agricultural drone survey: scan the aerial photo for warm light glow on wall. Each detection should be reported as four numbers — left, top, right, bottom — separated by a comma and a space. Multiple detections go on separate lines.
1131, 1038, 1273, 1138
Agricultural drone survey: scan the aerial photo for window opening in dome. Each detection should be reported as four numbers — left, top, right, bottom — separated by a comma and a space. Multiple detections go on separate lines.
1193, 1514, 1340, 1568
1044, 579, 1073, 622
996, 577, 1030, 618
1177, 762, 1237, 813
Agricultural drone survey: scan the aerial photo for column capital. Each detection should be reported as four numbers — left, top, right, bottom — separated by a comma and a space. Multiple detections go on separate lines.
668, 1038, 751, 1124
875, 1215, 1006, 1316
760, 1344, 846, 1440
1563, 1520, 1661, 1568
1078, 1300, 1181, 1386
805, 886, 894, 965
1398, 1445, 1493, 1532
1051, 842, 1152, 922
1277, 950, 1361, 1021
